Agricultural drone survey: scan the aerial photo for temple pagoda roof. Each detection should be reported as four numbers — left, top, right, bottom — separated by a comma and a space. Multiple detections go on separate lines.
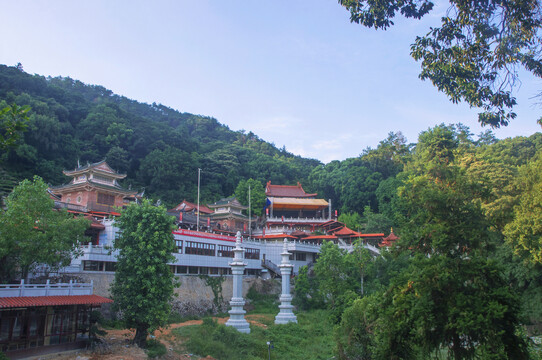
380, 228, 399, 247
207, 197, 248, 210
63, 160, 126, 179
269, 197, 328, 211
169, 199, 213, 214
50, 179, 137, 196
265, 181, 317, 198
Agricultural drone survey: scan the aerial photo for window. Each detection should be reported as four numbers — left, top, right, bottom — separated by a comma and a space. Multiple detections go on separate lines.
185, 241, 215, 256
217, 245, 234, 258
97, 192, 115, 206
295, 252, 306, 261
245, 248, 260, 260
176, 266, 187, 274
83, 261, 116, 272
83, 261, 102, 271
175, 240, 183, 253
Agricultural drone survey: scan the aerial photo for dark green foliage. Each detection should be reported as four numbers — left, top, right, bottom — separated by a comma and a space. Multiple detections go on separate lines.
293, 265, 323, 311
145, 339, 167, 358
340, 0, 542, 127
0, 176, 89, 281
0, 103, 29, 151
234, 178, 266, 216
111, 199, 177, 347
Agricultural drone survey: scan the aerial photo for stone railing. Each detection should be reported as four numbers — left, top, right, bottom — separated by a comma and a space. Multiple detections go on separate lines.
266, 216, 329, 224
0, 280, 93, 297
81, 244, 118, 256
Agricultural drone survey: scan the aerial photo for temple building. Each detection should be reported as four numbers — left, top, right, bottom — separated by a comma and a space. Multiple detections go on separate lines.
208, 197, 253, 233
262, 181, 331, 235
49, 160, 138, 219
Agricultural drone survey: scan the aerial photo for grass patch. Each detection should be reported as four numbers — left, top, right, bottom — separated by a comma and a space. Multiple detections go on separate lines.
246, 286, 279, 315
167, 312, 201, 324
172, 310, 334, 360
145, 338, 167, 358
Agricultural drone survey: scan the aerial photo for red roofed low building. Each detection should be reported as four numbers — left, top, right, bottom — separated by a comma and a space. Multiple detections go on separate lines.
380, 228, 399, 248
0, 280, 112, 358
169, 200, 213, 215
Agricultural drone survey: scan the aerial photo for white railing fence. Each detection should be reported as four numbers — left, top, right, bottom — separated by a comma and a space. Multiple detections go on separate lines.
0, 280, 93, 297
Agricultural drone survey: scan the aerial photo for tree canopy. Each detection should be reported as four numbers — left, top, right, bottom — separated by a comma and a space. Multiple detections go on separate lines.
111, 199, 177, 347
339, 0, 542, 127
0, 176, 89, 281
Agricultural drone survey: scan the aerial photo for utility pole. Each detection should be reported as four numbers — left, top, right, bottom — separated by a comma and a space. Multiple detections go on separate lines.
248, 184, 251, 239
197, 168, 201, 230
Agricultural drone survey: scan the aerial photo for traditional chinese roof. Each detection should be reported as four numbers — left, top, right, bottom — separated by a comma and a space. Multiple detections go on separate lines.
380, 228, 399, 247
332, 226, 363, 237
207, 197, 248, 210
63, 160, 126, 179
50, 180, 137, 196
320, 220, 344, 232
268, 197, 328, 211
85, 215, 106, 230
169, 200, 213, 214
0, 294, 113, 309
265, 181, 317, 198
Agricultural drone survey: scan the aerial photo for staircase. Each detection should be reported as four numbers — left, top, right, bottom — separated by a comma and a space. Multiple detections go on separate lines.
261, 259, 281, 277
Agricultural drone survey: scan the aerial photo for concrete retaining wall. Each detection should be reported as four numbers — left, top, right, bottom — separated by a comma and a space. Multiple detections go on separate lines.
77, 273, 280, 316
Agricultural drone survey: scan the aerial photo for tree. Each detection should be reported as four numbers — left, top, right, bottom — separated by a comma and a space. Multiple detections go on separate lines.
373, 126, 529, 359
0, 103, 30, 151
234, 178, 266, 216
338, 211, 363, 231
313, 241, 359, 322
339, 0, 542, 127
0, 176, 89, 281
504, 155, 542, 263
111, 199, 177, 347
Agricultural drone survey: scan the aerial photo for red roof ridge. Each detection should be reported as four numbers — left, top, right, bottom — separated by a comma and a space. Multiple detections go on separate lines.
0, 294, 113, 309
265, 181, 318, 198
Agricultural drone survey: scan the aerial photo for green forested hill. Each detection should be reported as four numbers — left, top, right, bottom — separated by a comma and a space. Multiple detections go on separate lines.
0, 64, 321, 206
1, 63, 541, 223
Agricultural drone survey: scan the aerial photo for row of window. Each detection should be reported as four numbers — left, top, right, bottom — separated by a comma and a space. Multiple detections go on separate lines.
172, 266, 260, 276
175, 240, 260, 260
82, 261, 116, 272
185, 241, 216, 256
81, 260, 260, 276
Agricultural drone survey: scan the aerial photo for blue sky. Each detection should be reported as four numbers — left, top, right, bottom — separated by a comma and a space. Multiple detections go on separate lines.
1, 1, 540, 163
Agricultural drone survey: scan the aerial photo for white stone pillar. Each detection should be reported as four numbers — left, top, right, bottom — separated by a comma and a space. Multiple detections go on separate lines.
225, 231, 251, 333
275, 238, 297, 324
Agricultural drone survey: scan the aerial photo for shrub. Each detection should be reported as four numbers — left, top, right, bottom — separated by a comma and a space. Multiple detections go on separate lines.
145, 338, 167, 358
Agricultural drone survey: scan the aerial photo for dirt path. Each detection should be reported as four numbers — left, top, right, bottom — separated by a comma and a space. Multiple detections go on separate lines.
38, 315, 271, 360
